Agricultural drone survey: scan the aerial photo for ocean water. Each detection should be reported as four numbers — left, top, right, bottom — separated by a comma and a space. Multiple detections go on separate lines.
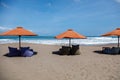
0, 36, 118, 45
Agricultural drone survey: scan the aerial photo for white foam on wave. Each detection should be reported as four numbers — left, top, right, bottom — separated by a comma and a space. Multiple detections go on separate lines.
0, 37, 118, 45
78, 37, 117, 45
0, 39, 18, 44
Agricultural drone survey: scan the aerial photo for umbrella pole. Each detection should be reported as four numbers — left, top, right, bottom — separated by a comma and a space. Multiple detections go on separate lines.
118, 36, 119, 48
69, 38, 71, 47
19, 35, 21, 49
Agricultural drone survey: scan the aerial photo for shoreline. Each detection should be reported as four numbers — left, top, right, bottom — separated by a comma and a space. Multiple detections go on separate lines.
0, 42, 119, 46
0, 36, 118, 46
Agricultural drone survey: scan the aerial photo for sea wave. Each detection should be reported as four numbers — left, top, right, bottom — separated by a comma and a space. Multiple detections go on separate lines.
0, 36, 118, 45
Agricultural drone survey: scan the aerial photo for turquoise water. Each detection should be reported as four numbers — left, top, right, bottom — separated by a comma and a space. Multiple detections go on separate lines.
0, 36, 118, 45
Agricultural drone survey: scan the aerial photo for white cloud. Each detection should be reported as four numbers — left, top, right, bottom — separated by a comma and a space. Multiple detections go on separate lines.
0, 26, 11, 32
115, 0, 120, 3
0, 2, 9, 8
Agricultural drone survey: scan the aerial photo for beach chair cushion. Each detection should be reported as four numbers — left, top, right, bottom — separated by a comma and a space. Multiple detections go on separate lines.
23, 50, 33, 57
59, 46, 71, 55
102, 47, 112, 54
8, 47, 19, 56
20, 47, 30, 55
102, 47, 120, 54
111, 47, 120, 54
70, 45, 80, 55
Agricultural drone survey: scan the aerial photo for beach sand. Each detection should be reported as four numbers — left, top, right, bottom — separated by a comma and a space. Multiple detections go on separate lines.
0, 43, 120, 80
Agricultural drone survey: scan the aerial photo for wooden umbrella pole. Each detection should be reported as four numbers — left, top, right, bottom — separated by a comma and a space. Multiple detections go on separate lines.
118, 36, 119, 48
19, 35, 21, 49
69, 38, 71, 47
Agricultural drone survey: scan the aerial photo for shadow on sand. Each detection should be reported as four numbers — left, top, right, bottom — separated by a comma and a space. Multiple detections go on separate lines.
93, 50, 120, 55
3, 52, 37, 57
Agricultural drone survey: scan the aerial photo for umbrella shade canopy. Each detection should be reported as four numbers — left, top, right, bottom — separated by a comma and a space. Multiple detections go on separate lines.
0, 27, 37, 36
0, 27, 37, 49
55, 29, 86, 46
102, 28, 120, 36
102, 28, 120, 47
56, 29, 86, 39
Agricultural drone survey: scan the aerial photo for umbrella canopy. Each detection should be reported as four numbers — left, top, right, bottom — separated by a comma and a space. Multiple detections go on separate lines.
0, 27, 37, 49
55, 29, 86, 46
102, 28, 120, 36
102, 28, 120, 47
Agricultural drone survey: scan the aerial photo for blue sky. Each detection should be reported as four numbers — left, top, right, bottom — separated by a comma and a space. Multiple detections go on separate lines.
0, 0, 120, 36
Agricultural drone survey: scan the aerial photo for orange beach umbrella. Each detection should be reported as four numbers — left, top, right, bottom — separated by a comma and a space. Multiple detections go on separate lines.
102, 28, 120, 47
0, 27, 37, 49
56, 29, 86, 46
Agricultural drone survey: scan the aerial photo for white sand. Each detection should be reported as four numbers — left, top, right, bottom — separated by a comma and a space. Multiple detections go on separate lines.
0, 43, 120, 80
